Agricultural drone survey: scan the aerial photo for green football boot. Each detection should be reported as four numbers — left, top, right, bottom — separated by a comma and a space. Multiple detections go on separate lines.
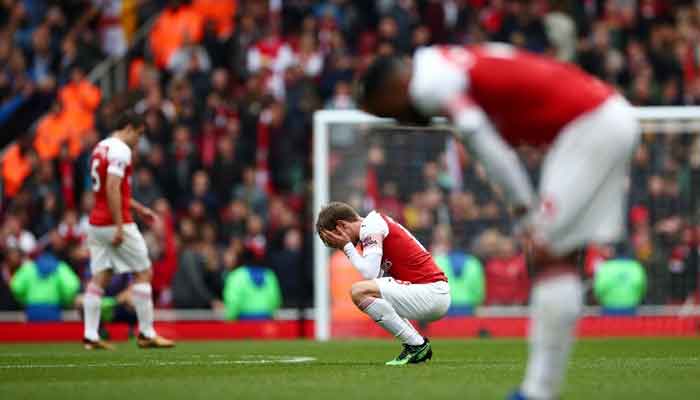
385, 338, 432, 366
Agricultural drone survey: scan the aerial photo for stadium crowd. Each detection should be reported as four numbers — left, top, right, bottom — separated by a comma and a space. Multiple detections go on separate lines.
1, 0, 699, 319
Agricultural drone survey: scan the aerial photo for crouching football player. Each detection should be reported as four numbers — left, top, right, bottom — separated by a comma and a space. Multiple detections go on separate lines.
317, 202, 450, 365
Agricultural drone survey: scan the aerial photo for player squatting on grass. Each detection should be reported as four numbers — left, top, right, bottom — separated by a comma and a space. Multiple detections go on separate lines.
317, 202, 451, 365
356, 43, 640, 399
83, 110, 174, 350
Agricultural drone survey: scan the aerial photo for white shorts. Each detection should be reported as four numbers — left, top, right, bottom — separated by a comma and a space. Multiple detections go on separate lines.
375, 277, 451, 321
532, 95, 640, 255
87, 223, 151, 275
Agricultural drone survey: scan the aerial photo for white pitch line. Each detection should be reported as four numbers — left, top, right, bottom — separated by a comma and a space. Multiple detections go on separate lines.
0, 356, 317, 369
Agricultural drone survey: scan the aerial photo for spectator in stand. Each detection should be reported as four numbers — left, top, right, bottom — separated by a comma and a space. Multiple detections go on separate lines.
267, 227, 304, 307
0, 248, 22, 311
222, 248, 281, 320
480, 232, 529, 306
149, 0, 204, 69
10, 247, 80, 321
434, 236, 485, 316
57, 66, 100, 155
234, 166, 268, 218
172, 217, 223, 310
3, 212, 36, 256
132, 167, 163, 208
594, 244, 647, 315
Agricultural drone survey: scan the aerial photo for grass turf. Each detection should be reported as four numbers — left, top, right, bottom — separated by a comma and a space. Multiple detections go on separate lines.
0, 338, 698, 400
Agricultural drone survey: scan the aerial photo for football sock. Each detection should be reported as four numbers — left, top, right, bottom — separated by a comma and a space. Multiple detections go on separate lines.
522, 274, 583, 400
132, 283, 157, 339
360, 297, 424, 346
83, 282, 103, 341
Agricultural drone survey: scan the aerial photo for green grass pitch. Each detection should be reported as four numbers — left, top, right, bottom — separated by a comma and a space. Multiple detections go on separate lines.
1, 338, 699, 399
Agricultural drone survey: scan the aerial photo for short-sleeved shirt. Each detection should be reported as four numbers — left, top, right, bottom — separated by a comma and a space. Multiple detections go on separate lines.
88, 137, 133, 226
360, 211, 447, 284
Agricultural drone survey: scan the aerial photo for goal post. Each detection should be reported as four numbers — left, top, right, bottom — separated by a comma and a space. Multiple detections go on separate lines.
312, 106, 700, 341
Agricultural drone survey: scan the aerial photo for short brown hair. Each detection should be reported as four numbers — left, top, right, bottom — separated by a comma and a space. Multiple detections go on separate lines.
315, 202, 360, 233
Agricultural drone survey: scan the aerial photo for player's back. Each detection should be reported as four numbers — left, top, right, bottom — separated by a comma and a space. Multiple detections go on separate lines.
88, 137, 133, 226
411, 44, 614, 146
467, 45, 613, 145
379, 214, 447, 284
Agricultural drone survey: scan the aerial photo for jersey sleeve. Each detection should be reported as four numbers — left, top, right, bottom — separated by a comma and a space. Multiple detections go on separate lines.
106, 141, 131, 178
359, 211, 389, 256
409, 46, 469, 116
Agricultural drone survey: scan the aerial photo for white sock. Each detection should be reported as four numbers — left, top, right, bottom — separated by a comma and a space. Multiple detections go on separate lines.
522, 275, 583, 400
360, 298, 424, 346
83, 283, 103, 341
132, 283, 156, 338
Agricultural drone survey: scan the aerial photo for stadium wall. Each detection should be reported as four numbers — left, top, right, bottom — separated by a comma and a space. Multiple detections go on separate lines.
1, 315, 699, 342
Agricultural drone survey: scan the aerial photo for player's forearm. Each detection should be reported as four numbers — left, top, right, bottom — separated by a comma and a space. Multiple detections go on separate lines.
342, 243, 382, 280
454, 111, 535, 209
130, 199, 146, 214
106, 181, 123, 227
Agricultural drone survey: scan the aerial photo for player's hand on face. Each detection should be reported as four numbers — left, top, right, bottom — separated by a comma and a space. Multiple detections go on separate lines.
112, 226, 124, 247
320, 228, 350, 249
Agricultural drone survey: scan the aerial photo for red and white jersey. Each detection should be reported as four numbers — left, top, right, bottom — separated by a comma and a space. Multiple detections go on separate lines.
88, 136, 133, 226
409, 44, 614, 146
360, 211, 447, 284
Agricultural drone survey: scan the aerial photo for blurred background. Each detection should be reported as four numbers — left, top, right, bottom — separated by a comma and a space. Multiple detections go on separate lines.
0, 0, 699, 334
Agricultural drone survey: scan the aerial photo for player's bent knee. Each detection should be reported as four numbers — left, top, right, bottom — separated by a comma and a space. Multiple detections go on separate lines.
350, 281, 381, 307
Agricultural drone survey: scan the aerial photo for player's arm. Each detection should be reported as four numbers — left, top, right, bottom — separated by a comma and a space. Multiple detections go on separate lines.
320, 230, 383, 280
449, 98, 535, 214
105, 172, 124, 245
130, 198, 159, 224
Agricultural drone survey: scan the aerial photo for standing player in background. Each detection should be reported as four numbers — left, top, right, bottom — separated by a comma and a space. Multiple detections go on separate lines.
83, 111, 174, 349
317, 202, 450, 365
358, 44, 639, 398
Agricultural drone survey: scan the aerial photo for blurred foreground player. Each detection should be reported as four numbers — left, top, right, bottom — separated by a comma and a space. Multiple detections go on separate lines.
83, 111, 174, 350
359, 44, 639, 398
317, 202, 450, 365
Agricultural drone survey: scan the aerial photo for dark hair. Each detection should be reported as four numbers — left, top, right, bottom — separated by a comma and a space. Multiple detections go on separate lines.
315, 202, 360, 233
114, 109, 145, 131
357, 55, 401, 108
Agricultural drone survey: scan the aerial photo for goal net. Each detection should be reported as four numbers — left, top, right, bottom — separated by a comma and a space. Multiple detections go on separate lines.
313, 107, 700, 341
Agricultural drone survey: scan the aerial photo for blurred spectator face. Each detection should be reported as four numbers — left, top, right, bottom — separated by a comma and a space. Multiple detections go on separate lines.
377, 41, 396, 56
179, 217, 198, 243
188, 200, 206, 220
247, 214, 264, 236
217, 135, 234, 158
242, 167, 256, 186
4, 215, 22, 236
136, 168, 154, 187
173, 126, 191, 149
4, 248, 23, 273
31, 25, 50, 54
222, 249, 238, 271
212, 68, 229, 93
412, 26, 431, 49
378, 17, 398, 40
70, 67, 85, 83
229, 200, 248, 221
192, 170, 210, 196
201, 223, 217, 244
648, 175, 663, 196
284, 229, 302, 251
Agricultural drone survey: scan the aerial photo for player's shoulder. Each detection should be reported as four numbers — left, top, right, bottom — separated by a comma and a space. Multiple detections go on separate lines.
103, 136, 132, 160
360, 210, 389, 238
409, 46, 469, 115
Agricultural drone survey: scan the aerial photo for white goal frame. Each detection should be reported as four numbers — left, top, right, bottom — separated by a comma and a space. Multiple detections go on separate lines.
312, 106, 700, 341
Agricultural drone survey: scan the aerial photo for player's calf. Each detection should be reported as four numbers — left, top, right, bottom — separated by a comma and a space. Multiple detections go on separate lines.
350, 280, 381, 308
